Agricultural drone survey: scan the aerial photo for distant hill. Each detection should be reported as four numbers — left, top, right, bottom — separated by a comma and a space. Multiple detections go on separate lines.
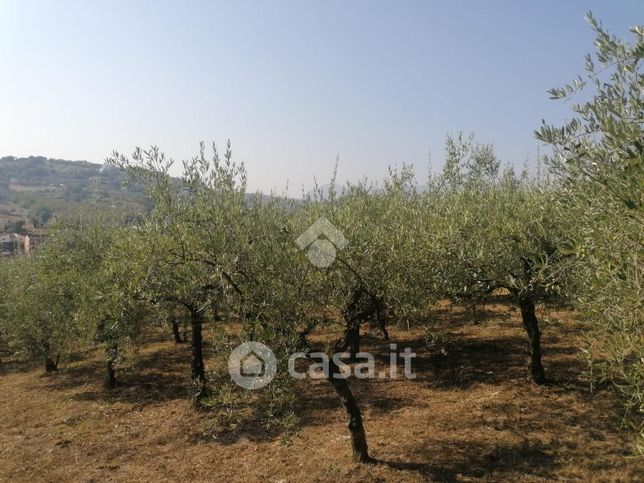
0, 156, 125, 187
0, 156, 151, 232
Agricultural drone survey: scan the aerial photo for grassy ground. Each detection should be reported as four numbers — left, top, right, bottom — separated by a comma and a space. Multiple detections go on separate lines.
1, 301, 641, 482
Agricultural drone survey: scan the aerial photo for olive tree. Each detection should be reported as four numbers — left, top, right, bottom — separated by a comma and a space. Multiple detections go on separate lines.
3, 220, 110, 371
420, 134, 569, 383
76, 226, 152, 387
266, 166, 431, 463
108, 142, 251, 405
536, 14, 643, 437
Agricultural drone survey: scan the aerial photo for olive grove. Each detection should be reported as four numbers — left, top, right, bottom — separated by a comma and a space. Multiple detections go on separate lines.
0, 14, 641, 461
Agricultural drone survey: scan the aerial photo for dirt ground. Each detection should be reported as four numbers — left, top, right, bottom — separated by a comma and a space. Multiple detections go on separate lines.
1, 301, 642, 482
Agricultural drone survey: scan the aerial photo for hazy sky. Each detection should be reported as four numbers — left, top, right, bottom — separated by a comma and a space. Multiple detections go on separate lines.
1, 1, 641, 194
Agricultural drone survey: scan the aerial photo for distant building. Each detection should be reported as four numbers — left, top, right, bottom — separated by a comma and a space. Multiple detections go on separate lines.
0, 233, 32, 257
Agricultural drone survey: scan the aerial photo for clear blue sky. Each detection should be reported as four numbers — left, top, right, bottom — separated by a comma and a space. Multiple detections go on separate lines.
1, 1, 641, 194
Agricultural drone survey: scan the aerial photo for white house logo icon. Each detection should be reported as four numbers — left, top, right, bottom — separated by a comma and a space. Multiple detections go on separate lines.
295, 217, 348, 268
228, 342, 277, 390
241, 352, 265, 377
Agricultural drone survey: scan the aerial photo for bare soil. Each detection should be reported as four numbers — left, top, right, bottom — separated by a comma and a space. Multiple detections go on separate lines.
1, 301, 642, 482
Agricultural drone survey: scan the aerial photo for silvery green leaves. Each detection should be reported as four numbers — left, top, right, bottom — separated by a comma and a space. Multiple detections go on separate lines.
537, 12, 643, 443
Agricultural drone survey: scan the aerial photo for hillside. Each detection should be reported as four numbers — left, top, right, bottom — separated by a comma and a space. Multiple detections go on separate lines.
0, 156, 151, 232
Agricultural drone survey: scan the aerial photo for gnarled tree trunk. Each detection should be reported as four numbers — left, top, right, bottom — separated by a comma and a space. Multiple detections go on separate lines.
189, 308, 208, 406
105, 345, 118, 388
171, 318, 184, 344
43, 340, 59, 372
516, 257, 547, 384
324, 328, 372, 463
519, 297, 546, 384
342, 286, 390, 358
346, 320, 360, 360
375, 301, 389, 341
44, 354, 59, 373
326, 356, 371, 463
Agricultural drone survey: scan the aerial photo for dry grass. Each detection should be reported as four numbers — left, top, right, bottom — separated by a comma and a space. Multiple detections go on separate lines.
1, 301, 642, 482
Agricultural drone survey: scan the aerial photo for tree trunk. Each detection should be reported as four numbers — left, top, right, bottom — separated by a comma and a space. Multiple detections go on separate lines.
327, 356, 372, 463
346, 320, 360, 360
44, 355, 58, 373
519, 297, 546, 384
375, 302, 389, 341
105, 345, 118, 388
189, 308, 208, 406
43, 340, 58, 373
324, 326, 372, 463
171, 319, 184, 344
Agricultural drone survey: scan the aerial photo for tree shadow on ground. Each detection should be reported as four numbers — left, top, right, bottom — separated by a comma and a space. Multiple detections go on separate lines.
374, 439, 558, 482
368, 362, 629, 481
31, 344, 192, 407
191, 311, 597, 447
361, 332, 528, 390
361, 317, 591, 395
393, 385, 625, 477
425, 304, 512, 326
192, 367, 412, 446
0, 359, 41, 376
194, 324, 589, 448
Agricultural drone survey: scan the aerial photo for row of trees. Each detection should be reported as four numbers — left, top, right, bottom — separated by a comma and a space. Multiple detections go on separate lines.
0, 14, 641, 458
